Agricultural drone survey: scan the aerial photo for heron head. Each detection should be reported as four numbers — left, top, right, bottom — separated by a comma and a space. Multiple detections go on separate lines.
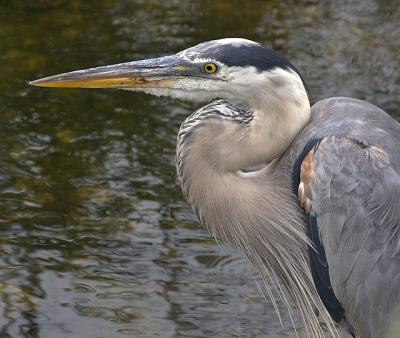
30, 38, 307, 106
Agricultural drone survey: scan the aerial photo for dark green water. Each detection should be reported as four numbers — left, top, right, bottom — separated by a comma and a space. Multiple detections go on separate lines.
0, 1, 399, 337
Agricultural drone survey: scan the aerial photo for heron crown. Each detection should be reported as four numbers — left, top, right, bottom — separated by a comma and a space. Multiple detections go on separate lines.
178, 38, 300, 75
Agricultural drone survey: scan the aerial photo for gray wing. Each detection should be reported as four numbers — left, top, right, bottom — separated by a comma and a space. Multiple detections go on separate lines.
299, 136, 400, 338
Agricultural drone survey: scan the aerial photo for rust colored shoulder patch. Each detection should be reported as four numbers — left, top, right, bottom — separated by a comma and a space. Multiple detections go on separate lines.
298, 150, 315, 214
369, 145, 389, 164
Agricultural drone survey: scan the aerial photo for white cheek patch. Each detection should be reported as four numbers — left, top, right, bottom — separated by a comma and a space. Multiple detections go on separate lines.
125, 76, 236, 102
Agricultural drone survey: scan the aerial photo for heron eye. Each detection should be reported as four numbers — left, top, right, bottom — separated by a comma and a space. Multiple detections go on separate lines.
203, 63, 218, 74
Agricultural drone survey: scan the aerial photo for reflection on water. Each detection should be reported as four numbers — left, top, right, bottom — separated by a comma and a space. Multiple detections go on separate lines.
0, 1, 398, 337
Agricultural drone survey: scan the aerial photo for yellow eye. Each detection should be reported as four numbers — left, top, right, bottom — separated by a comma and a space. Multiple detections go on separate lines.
203, 63, 218, 74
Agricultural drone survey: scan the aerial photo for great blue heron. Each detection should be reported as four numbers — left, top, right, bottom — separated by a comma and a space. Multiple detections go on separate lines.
30, 38, 400, 338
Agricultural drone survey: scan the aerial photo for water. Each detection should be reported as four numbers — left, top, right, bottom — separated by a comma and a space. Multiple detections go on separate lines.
0, 1, 399, 337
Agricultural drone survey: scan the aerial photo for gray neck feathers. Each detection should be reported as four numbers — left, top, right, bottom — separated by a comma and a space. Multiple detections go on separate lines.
176, 101, 335, 337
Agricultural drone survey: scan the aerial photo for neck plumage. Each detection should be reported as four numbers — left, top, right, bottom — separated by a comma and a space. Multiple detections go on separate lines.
176, 76, 335, 337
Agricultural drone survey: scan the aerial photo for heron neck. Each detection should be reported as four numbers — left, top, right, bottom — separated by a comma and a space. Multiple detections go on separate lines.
176, 71, 326, 334
245, 73, 311, 163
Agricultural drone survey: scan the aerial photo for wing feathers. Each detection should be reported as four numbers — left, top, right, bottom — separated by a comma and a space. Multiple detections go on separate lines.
299, 136, 400, 338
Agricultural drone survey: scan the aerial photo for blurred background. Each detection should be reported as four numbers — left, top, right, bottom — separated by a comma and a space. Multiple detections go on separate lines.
0, 1, 399, 337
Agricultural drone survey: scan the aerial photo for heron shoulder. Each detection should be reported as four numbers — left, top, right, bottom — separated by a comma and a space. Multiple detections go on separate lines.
283, 96, 400, 172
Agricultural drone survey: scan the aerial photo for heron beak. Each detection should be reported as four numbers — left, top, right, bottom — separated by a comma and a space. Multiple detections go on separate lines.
29, 55, 192, 89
